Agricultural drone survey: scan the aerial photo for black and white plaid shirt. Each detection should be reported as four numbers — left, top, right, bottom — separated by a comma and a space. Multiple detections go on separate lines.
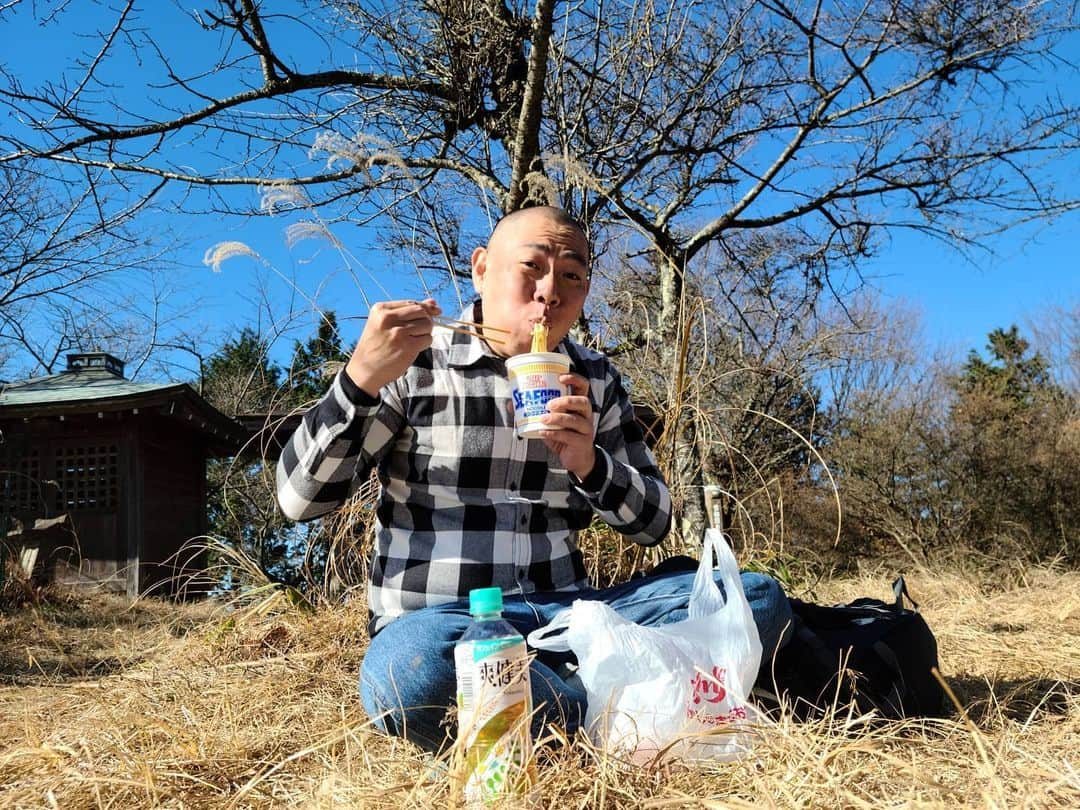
276, 304, 672, 632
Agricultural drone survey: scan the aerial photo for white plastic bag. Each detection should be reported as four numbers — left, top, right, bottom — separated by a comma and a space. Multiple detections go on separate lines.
527, 530, 762, 763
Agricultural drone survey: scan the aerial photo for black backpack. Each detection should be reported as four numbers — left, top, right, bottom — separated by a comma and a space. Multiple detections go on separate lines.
754, 577, 948, 721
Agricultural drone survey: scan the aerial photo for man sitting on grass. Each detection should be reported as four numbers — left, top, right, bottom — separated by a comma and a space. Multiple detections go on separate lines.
276, 205, 792, 752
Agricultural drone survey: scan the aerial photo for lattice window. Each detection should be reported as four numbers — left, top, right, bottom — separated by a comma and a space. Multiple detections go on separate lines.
55, 445, 119, 510
1, 448, 44, 513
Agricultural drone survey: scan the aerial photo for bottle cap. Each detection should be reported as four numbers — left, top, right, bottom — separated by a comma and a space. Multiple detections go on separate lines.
468, 587, 503, 615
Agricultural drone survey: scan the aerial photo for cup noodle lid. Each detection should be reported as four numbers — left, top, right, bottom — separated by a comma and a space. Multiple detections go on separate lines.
506, 351, 570, 371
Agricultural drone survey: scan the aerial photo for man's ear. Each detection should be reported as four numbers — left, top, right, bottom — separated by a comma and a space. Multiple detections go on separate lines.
470, 246, 487, 293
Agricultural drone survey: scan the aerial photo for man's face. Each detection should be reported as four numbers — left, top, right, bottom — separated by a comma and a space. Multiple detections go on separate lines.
470, 210, 590, 357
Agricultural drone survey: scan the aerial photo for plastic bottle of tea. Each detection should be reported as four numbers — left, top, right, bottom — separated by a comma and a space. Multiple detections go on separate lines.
453, 587, 538, 805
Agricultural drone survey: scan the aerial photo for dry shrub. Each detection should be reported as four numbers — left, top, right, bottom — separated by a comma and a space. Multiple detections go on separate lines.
576, 519, 657, 589
1, 563, 1078, 808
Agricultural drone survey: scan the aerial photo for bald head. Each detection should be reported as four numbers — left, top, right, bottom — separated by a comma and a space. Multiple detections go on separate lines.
490, 206, 588, 261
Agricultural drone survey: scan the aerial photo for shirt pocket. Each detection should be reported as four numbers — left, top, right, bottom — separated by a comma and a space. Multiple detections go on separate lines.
404, 392, 497, 492
517, 442, 572, 508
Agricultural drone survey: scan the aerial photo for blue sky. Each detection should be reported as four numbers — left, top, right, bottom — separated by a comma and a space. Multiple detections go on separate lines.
861, 214, 1079, 357
3, 2, 1078, 377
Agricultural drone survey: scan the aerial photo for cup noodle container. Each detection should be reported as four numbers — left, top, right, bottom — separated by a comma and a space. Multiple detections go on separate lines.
506, 352, 571, 437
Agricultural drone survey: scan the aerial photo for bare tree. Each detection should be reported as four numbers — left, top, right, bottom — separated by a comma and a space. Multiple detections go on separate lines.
811, 296, 960, 558
0, 161, 184, 377
3, 0, 1077, 535
1027, 301, 1080, 395
5, 2, 1074, 254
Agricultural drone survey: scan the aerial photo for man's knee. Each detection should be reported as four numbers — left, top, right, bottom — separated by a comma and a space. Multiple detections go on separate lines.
739, 570, 783, 607
738, 571, 793, 656
359, 608, 468, 752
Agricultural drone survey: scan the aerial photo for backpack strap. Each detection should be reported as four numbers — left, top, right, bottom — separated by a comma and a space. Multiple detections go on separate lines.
892, 576, 919, 611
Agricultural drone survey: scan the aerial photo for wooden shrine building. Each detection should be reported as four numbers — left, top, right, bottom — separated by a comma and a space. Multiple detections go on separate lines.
0, 352, 249, 597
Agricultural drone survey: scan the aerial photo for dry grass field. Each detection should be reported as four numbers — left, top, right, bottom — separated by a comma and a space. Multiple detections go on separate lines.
1, 561, 1078, 809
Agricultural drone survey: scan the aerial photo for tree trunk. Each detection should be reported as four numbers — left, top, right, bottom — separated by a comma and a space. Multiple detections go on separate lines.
657, 253, 708, 550
504, 0, 557, 212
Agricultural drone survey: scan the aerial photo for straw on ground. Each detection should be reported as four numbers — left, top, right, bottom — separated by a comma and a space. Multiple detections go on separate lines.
0, 562, 1077, 808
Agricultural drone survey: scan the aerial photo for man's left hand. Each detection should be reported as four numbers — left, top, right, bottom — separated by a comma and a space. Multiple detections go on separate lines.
539, 373, 597, 479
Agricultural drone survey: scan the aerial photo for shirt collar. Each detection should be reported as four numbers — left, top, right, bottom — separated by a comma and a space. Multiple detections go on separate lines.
447, 301, 500, 369
445, 300, 572, 369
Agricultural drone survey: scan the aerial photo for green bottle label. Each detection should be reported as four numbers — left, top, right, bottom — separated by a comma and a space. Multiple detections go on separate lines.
454, 637, 535, 804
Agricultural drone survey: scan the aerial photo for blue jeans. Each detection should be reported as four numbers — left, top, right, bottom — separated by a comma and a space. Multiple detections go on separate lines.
359, 568, 792, 752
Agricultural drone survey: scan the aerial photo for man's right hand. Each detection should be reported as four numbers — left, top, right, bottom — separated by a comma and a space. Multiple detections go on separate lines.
345, 299, 441, 397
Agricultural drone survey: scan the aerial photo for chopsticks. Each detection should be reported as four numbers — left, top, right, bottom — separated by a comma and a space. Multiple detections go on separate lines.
432, 316, 510, 344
